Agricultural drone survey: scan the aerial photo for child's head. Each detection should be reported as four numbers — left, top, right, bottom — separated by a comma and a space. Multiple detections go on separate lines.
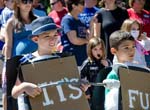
30, 16, 60, 54
110, 30, 135, 63
121, 19, 141, 40
87, 37, 106, 61
65, 0, 84, 12
4, 0, 14, 9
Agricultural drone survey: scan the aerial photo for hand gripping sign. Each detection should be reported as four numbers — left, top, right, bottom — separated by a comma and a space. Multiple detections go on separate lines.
21, 56, 91, 110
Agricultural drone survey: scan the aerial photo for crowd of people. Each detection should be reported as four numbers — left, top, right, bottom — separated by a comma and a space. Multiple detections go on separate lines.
0, 0, 150, 110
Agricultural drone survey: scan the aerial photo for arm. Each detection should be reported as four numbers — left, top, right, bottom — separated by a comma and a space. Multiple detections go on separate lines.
67, 30, 88, 45
12, 78, 42, 99
4, 19, 13, 59
92, 14, 101, 38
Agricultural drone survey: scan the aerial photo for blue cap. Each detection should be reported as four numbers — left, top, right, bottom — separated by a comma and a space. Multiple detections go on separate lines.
29, 16, 60, 38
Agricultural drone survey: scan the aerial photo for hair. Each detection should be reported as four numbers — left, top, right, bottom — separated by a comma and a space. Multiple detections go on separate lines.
121, 19, 142, 38
13, 0, 36, 31
129, 0, 135, 7
65, 0, 84, 12
87, 37, 106, 62
109, 30, 135, 50
98, 0, 117, 7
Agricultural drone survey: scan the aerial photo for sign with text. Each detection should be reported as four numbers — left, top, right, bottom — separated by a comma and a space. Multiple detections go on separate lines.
21, 56, 90, 110
119, 67, 150, 110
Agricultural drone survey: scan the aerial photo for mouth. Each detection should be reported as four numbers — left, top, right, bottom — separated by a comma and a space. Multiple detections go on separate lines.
97, 54, 101, 58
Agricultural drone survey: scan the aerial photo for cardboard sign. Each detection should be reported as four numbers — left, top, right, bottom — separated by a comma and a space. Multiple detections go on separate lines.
21, 56, 90, 110
119, 66, 150, 110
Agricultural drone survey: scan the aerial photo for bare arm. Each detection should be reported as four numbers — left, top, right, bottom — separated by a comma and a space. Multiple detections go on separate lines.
12, 78, 42, 99
92, 15, 101, 38
4, 19, 13, 59
67, 30, 88, 45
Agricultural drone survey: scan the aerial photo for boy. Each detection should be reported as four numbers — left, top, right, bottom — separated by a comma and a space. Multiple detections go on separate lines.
7, 16, 62, 110
105, 30, 135, 110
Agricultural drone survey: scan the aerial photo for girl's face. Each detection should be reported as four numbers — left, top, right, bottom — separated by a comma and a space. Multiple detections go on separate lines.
92, 44, 103, 60
130, 22, 140, 40
18, 0, 33, 12
133, 0, 145, 9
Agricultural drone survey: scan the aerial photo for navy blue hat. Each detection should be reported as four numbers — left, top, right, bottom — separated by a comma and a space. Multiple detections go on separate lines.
29, 16, 60, 38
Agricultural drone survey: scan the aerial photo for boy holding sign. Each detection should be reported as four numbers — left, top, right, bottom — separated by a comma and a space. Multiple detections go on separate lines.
104, 30, 136, 110
9, 16, 63, 110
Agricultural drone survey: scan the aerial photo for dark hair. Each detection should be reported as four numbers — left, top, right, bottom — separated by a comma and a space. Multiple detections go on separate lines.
87, 37, 106, 61
65, 0, 84, 12
109, 30, 135, 49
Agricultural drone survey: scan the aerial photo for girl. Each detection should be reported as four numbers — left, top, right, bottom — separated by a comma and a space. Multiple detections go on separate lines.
92, 0, 129, 61
3, 0, 37, 109
121, 19, 150, 67
80, 37, 110, 107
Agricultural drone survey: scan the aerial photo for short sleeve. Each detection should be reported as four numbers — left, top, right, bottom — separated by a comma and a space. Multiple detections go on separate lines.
61, 17, 75, 34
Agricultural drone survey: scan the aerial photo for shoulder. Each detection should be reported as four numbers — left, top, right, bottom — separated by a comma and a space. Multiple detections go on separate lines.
6, 17, 15, 28
61, 15, 73, 24
48, 10, 56, 16
80, 59, 90, 69
107, 69, 119, 80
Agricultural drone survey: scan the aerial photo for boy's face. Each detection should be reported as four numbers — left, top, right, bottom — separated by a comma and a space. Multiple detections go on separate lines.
33, 29, 59, 54
112, 40, 135, 63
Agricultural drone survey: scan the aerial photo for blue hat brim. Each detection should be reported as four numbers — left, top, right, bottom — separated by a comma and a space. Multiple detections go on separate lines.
28, 24, 61, 39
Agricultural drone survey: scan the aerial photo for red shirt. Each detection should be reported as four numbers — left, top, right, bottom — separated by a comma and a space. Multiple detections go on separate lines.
48, 7, 68, 27
127, 8, 150, 37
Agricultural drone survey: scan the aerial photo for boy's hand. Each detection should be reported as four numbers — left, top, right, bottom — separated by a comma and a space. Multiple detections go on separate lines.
23, 82, 42, 98
80, 79, 91, 92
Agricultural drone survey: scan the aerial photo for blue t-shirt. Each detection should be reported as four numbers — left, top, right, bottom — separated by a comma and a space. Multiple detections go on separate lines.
12, 24, 37, 56
78, 6, 100, 28
1, 7, 13, 28
0, 8, 4, 50
0, 8, 4, 28
61, 14, 87, 66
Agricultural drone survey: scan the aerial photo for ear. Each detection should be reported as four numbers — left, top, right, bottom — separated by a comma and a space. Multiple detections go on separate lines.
110, 47, 117, 55
31, 36, 38, 43
72, 4, 76, 9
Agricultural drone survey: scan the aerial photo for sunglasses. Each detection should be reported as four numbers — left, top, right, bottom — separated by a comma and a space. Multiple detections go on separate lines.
21, 0, 33, 4
50, 0, 60, 6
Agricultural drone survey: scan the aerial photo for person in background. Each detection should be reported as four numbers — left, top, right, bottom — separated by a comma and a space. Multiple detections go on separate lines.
3, 0, 37, 109
32, 0, 46, 12
0, 0, 5, 28
1, 0, 14, 29
105, 30, 135, 110
0, 0, 5, 50
127, 0, 150, 67
127, 0, 150, 37
32, 0, 47, 17
92, 0, 128, 62
80, 37, 110, 108
120, 19, 150, 66
61, 0, 90, 66
48, 0, 68, 27
78, 0, 100, 28
0, 0, 14, 51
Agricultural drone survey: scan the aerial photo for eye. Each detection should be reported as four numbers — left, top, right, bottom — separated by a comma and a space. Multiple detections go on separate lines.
124, 46, 129, 49
44, 35, 50, 38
